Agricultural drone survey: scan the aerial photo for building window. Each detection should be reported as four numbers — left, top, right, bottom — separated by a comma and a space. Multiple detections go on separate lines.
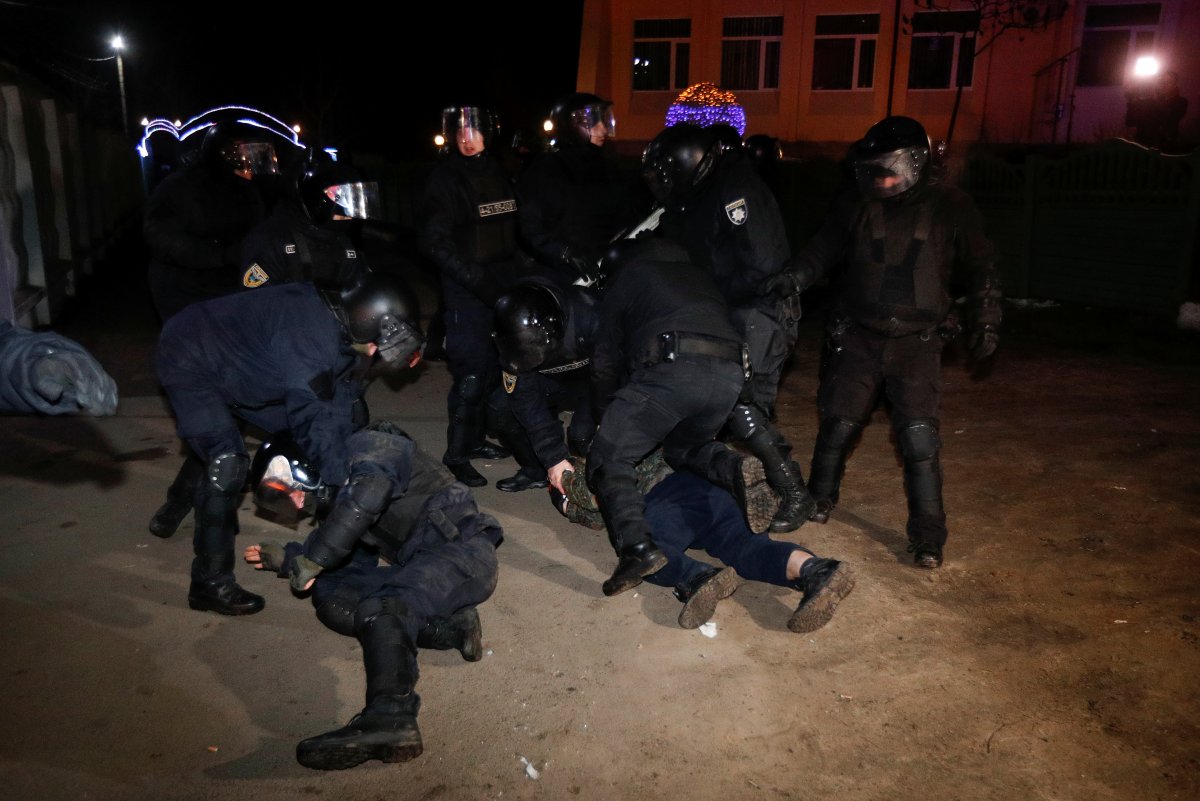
1076, 3, 1161, 87
812, 14, 880, 90
721, 16, 784, 91
907, 11, 980, 90
633, 19, 691, 91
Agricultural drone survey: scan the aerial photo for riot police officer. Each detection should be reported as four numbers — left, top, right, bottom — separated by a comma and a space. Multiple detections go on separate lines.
488, 278, 599, 492
419, 105, 521, 487
586, 237, 747, 597
765, 116, 1002, 568
144, 120, 275, 322
239, 151, 381, 290
244, 422, 501, 769
155, 272, 424, 615
516, 93, 646, 284
644, 123, 814, 533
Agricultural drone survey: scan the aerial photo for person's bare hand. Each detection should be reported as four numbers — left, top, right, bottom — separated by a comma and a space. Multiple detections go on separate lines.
548, 459, 572, 493
243, 543, 267, 569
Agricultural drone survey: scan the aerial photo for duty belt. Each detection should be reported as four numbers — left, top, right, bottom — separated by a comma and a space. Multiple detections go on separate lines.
638, 331, 748, 375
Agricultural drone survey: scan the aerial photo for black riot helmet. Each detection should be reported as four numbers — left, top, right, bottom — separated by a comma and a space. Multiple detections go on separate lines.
549, 92, 616, 148
336, 272, 425, 367
249, 432, 333, 519
641, 123, 720, 203
492, 283, 564, 373
851, 116, 931, 200
744, 134, 782, 170
296, 151, 382, 224
199, 120, 279, 178
442, 105, 495, 156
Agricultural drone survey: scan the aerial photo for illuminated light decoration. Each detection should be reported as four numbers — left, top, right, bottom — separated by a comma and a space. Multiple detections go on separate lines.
542, 119, 554, 133
433, 134, 446, 148
323, 147, 338, 162
136, 104, 305, 159
292, 124, 302, 133
665, 82, 747, 137
140, 117, 150, 126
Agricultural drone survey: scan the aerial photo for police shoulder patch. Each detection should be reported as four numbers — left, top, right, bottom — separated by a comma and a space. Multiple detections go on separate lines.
725, 198, 749, 226
242, 263, 270, 288
503, 371, 518, 394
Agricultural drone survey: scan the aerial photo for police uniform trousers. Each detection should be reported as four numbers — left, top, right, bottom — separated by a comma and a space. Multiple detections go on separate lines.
587, 355, 744, 551
487, 372, 595, 473
443, 305, 501, 464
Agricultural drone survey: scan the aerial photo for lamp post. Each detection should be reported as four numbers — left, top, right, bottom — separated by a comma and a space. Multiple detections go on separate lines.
110, 35, 128, 136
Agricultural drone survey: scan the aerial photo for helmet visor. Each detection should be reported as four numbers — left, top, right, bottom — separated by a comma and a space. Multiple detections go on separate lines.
854, 147, 928, 199
442, 106, 490, 138
325, 181, 381, 220
224, 141, 279, 176
570, 103, 616, 140
254, 453, 321, 517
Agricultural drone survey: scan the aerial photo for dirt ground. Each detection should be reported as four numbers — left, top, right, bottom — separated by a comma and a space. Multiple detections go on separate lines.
1, 284, 1197, 801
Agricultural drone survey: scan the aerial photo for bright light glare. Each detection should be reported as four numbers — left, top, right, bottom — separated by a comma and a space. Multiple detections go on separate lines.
434, 134, 446, 147
1133, 56, 1160, 77
110, 35, 125, 51
543, 119, 554, 132
292, 124, 301, 133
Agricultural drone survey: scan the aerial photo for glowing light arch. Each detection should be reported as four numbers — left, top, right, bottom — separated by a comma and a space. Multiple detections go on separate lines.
137, 104, 305, 158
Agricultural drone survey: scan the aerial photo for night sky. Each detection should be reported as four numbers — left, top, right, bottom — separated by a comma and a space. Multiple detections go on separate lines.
0, 0, 587, 159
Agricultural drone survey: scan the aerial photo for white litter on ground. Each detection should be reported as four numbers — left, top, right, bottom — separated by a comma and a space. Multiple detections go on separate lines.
519, 756, 540, 780
699, 621, 718, 638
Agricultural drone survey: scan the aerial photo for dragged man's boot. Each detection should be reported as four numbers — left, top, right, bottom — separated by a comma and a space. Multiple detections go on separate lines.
674, 566, 740, 629
416, 606, 483, 662
764, 459, 817, 534
787, 557, 855, 633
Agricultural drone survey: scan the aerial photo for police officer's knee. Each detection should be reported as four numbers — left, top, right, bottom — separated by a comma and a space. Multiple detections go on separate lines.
896, 420, 941, 462
205, 452, 249, 494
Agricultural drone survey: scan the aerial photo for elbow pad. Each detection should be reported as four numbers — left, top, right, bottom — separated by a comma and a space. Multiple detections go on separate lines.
305, 472, 392, 568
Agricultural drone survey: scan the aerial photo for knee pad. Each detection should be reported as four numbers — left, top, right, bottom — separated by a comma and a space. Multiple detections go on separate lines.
454, 374, 486, 404
818, 418, 863, 451
896, 420, 941, 462
205, 452, 248, 494
727, 403, 770, 442
314, 586, 361, 636
354, 596, 411, 631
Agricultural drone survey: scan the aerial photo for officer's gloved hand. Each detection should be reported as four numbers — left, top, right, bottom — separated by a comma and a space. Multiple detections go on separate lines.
760, 270, 806, 298
289, 554, 324, 593
968, 324, 999, 361
31, 341, 118, 416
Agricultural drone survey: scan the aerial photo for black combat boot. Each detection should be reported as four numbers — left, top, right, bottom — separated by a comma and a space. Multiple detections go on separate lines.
787, 556, 855, 633
187, 554, 265, 616
807, 418, 862, 524
149, 456, 204, 538
298, 604, 423, 770
602, 540, 668, 597
470, 441, 510, 460
416, 606, 483, 662
763, 458, 817, 534
674, 566, 740, 629
898, 421, 947, 569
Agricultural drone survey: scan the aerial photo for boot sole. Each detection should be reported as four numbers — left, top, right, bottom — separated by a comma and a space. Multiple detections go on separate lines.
677, 567, 741, 629
297, 739, 423, 771
739, 458, 779, 535
787, 563, 855, 633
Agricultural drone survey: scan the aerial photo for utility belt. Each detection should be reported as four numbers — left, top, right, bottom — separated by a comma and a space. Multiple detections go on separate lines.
637, 331, 751, 380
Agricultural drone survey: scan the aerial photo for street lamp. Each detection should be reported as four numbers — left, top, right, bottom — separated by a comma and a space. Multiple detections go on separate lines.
110, 35, 128, 136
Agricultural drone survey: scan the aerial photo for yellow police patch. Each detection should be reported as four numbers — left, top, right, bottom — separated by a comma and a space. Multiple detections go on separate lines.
242, 263, 270, 288
503, 371, 518, 394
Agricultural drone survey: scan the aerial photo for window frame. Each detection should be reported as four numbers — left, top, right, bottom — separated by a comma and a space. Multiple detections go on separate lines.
632, 18, 692, 93
907, 10, 980, 91
721, 16, 784, 92
811, 13, 880, 92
